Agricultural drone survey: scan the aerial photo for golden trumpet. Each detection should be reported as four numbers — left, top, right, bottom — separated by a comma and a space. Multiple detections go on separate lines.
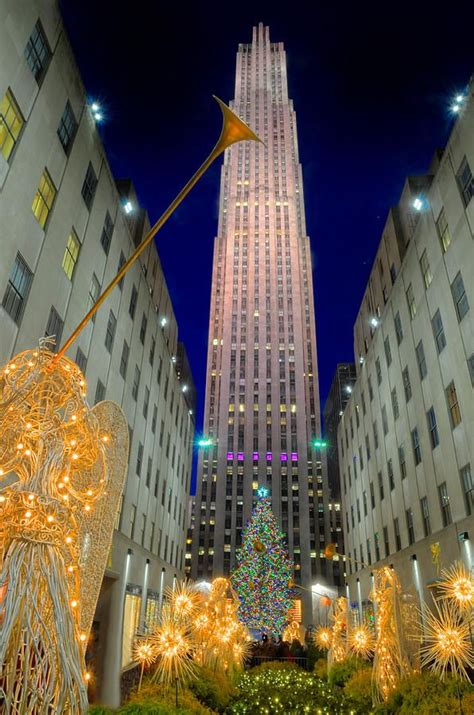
54, 97, 261, 363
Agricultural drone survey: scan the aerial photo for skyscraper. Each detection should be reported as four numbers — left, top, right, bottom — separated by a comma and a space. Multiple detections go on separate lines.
191, 24, 332, 624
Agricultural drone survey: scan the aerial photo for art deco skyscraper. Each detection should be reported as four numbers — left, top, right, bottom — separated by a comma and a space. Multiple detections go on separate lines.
191, 24, 332, 622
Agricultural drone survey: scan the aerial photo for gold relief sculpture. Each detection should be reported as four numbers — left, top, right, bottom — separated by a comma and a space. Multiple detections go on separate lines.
0, 343, 128, 713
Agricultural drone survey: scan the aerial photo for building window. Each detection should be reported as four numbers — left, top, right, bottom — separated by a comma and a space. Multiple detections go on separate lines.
399, 444, 407, 479
468, 354, 474, 385
436, 208, 451, 253
394, 311, 403, 345
119, 341, 129, 379
143, 387, 150, 419
382, 405, 389, 436
446, 381, 461, 428
118, 251, 126, 290
132, 365, 141, 400
383, 525, 390, 557
415, 340, 427, 380
411, 427, 421, 465
384, 336, 392, 367
438, 482, 452, 527
451, 271, 469, 322
62, 229, 81, 280
406, 283, 416, 319
57, 101, 77, 154
378, 471, 384, 501
45, 305, 63, 351
2, 252, 33, 324
0, 89, 24, 162
394, 517, 401, 551
140, 313, 147, 344
426, 407, 439, 449
391, 388, 399, 420
406, 509, 415, 545
95, 379, 105, 404
136, 443, 144, 476
81, 162, 98, 210
431, 309, 446, 353
129, 284, 138, 319
129, 504, 137, 540
388, 458, 394, 491
375, 357, 382, 385
456, 157, 474, 207
100, 211, 114, 254
402, 366, 412, 403
88, 273, 100, 322
420, 496, 431, 536
32, 169, 56, 228
460, 464, 473, 516
24, 20, 51, 84
104, 310, 117, 353
75, 347, 87, 373
419, 250, 432, 289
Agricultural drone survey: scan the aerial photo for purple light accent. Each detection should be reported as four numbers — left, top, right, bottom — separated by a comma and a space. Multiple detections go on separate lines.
237, 452, 244, 461
252, 452, 259, 460
226, 452, 234, 460
291, 452, 298, 461
266, 452, 272, 461
280, 453, 288, 461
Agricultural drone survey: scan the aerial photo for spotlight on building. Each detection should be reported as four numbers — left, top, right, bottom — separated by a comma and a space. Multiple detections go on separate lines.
94, 111, 103, 122
160, 316, 167, 328
413, 196, 424, 211
345, 385, 352, 394
338, 410, 343, 417
370, 317, 379, 329
197, 437, 212, 448
312, 439, 328, 449
182, 384, 188, 393
91, 102, 100, 112
459, 531, 469, 542
452, 104, 461, 113
359, 355, 364, 365
456, 94, 465, 103
123, 200, 133, 214
171, 355, 176, 364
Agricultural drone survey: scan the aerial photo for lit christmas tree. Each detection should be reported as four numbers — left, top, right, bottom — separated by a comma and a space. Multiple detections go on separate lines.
232, 487, 293, 636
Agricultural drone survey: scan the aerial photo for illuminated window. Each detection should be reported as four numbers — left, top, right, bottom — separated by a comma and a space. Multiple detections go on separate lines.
62, 229, 80, 279
436, 208, 451, 253
32, 169, 56, 228
0, 89, 24, 162
122, 592, 141, 666
446, 381, 461, 428
419, 250, 432, 288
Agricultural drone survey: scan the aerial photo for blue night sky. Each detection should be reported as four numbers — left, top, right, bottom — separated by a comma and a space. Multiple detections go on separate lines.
60, 0, 473, 491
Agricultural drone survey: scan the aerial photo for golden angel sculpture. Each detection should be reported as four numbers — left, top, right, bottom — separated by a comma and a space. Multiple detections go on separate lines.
0, 342, 129, 713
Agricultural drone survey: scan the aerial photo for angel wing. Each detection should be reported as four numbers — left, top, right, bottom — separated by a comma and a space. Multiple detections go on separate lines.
77, 400, 129, 638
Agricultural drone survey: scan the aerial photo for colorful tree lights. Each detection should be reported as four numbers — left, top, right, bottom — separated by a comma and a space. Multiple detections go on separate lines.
232, 493, 293, 636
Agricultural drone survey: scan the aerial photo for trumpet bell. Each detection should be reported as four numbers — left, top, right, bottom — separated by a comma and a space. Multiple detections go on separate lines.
212, 95, 262, 156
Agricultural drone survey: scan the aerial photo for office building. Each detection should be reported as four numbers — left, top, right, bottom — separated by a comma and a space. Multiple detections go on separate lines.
338, 82, 474, 618
191, 23, 333, 624
0, 1, 194, 705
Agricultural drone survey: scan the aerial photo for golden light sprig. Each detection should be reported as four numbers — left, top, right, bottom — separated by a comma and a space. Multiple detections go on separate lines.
420, 599, 474, 682
437, 561, 474, 611
283, 620, 304, 644
314, 626, 332, 650
167, 579, 201, 621
150, 605, 195, 686
349, 624, 375, 659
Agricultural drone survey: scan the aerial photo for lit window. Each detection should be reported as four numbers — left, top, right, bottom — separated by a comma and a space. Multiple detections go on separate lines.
436, 209, 451, 253
62, 229, 80, 279
438, 482, 452, 527
32, 169, 56, 228
446, 381, 461, 428
419, 250, 432, 288
0, 89, 24, 162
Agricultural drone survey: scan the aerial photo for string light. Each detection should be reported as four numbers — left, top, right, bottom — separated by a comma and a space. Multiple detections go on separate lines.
349, 624, 375, 659
420, 599, 474, 681
437, 561, 474, 610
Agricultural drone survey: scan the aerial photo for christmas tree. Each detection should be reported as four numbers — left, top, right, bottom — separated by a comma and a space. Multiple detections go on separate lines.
232, 487, 293, 636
